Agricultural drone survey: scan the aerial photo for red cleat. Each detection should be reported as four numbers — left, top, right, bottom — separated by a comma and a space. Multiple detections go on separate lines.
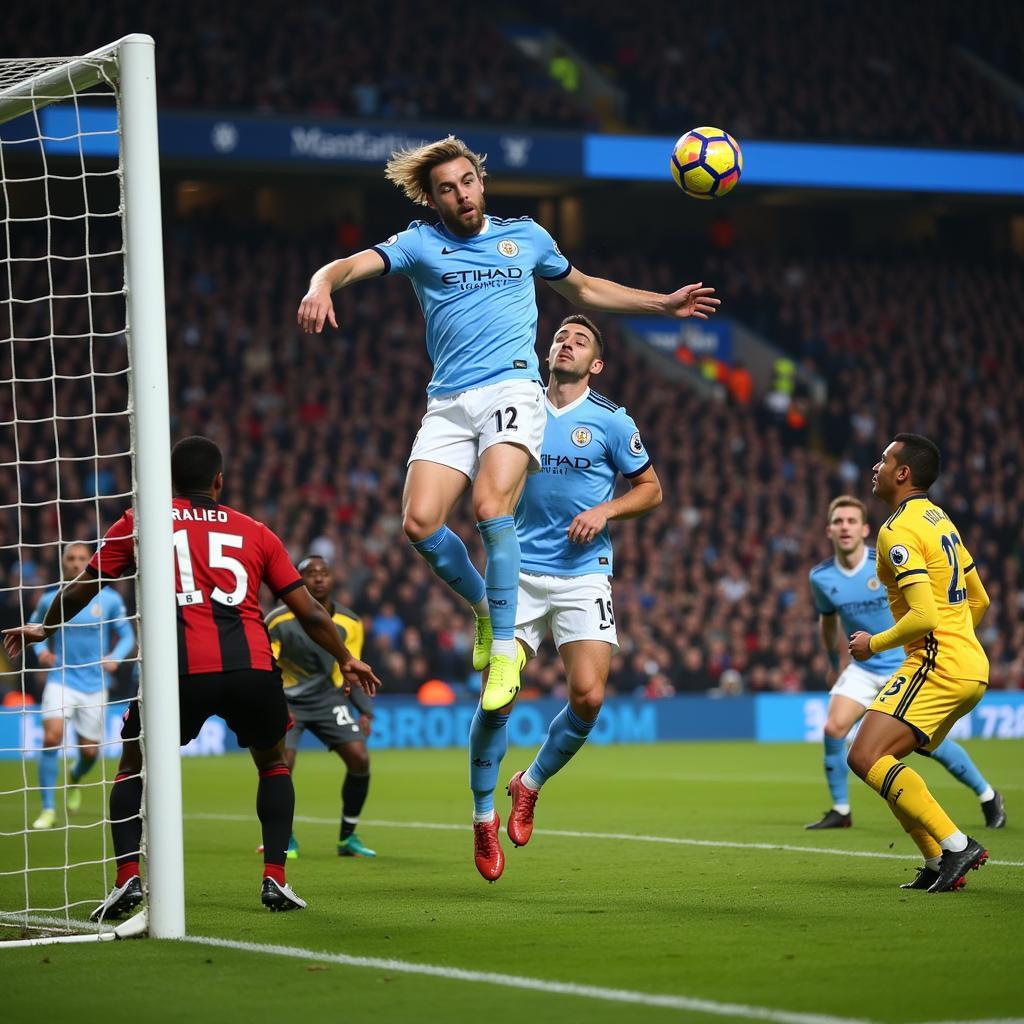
473, 812, 505, 882
506, 771, 539, 848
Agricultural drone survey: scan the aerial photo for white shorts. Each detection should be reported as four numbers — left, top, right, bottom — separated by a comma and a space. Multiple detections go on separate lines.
830, 663, 890, 710
408, 379, 545, 481
41, 682, 106, 741
515, 572, 619, 656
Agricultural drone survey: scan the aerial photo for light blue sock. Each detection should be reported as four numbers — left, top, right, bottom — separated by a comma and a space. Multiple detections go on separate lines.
823, 735, 849, 808
468, 707, 509, 816
38, 748, 58, 811
411, 525, 486, 607
524, 705, 597, 789
932, 739, 989, 797
476, 516, 520, 641
71, 753, 97, 783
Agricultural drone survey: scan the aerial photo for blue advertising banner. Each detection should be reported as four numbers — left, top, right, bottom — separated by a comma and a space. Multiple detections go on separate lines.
754, 691, 1024, 743
2, 692, 1018, 759
6, 105, 1022, 195
31, 107, 583, 175
585, 134, 1024, 196
622, 315, 734, 363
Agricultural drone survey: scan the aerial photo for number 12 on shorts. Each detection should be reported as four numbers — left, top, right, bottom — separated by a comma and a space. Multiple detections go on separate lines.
492, 406, 518, 433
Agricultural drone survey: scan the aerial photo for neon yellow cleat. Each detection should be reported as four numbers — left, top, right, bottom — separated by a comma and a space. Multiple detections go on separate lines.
32, 808, 57, 830
66, 786, 82, 814
472, 616, 493, 672
481, 653, 520, 712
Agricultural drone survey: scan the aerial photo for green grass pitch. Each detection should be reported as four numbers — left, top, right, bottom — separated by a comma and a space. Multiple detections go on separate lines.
2, 739, 1022, 1023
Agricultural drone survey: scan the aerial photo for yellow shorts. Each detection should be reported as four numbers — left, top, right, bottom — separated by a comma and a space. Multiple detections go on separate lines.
869, 647, 987, 751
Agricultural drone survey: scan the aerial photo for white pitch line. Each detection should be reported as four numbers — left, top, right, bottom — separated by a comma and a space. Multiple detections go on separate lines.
180, 933, 876, 1024
185, 813, 1024, 868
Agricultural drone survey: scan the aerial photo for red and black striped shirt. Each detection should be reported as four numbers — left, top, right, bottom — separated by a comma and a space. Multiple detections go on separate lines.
89, 495, 303, 675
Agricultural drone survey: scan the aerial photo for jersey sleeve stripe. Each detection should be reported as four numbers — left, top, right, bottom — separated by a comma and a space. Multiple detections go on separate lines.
963, 562, 976, 573
894, 568, 928, 582
370, 246, 392, 275
273, 579, 304, 599
624, 459, 652, 479
537, 262, 572, 281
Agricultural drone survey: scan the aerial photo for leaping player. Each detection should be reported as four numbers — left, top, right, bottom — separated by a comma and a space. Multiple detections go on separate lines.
298, 136, 717, 714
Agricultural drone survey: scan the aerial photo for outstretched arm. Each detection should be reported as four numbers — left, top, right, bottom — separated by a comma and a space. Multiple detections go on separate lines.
567, 466, 663, 545
546, 268, 720, 320
297, 249, 387, 334
280, 585, 381, 696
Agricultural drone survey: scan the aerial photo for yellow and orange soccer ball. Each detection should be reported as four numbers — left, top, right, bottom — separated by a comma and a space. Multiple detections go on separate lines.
670, 127, 743, 199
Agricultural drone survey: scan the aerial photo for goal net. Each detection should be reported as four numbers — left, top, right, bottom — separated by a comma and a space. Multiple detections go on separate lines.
0, 36, 182, 944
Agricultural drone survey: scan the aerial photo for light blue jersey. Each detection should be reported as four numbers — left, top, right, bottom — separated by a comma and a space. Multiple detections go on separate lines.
516, 388, 651, 577
30, 586, 135, 694
372, 215, 571, 397
808, 548, 903, 675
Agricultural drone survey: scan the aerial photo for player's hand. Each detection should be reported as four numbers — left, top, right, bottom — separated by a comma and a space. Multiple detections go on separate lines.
340, 658, 381, 697
568, 506, 609, 545
2, 624, 49, 660
297, 283, 338, 334
848, 632, 873, 662
663, 282, 720, 320
102, 660, 120, 676
359, 714, 373, 738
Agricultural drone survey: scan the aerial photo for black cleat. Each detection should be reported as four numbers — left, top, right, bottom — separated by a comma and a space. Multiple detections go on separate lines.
90, 876, 144, 922
899, 866, 940, 891
927, 838, 988, 893
805, 809, 852, 830
261, 876, 307, 912
981, 790, 1006, 829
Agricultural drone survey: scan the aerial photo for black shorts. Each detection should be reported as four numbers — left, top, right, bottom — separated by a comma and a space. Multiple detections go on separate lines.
121, 668, 290, 751
285, 688, 366, 751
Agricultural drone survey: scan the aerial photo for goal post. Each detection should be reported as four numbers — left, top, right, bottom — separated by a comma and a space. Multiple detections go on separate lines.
0, 35, 183, 941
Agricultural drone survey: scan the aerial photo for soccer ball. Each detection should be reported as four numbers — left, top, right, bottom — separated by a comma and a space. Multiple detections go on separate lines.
670, 127, 743, 200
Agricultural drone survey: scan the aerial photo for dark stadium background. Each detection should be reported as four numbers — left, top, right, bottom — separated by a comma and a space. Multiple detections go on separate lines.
2, 0, 1021, 705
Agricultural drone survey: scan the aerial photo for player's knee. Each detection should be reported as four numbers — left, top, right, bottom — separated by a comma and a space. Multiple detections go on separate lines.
824, 718, 850, 740
403, 506, 441, 543
569, 686, 604, 722
472, 495, 512, 522
846, 745, 872, 780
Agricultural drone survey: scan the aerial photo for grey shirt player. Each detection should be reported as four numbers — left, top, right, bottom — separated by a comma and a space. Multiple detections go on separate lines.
266, 602, 373, 746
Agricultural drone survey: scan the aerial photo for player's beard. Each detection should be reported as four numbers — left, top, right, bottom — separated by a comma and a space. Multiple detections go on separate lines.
550, 364, 588, 384
440, 196, 486, 237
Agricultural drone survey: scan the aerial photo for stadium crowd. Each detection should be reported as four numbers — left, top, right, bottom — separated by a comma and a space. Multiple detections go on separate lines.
2, 218, 1021, 700
7, 0, 1024, 146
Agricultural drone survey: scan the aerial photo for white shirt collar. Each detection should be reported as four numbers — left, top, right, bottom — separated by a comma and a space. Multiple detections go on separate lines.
835, 547, 869, 578
546, 386, 590, 418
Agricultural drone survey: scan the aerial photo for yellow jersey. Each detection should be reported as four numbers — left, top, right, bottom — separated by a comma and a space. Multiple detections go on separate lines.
875, 494, 988, 682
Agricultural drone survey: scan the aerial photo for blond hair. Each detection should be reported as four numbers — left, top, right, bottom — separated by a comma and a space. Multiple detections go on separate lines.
384, 135, 487, 206
827, 495, 868, 523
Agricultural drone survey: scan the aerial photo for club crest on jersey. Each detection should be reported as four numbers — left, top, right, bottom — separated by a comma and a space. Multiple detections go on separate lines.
889, 545, 909, 567
497, 239, 519, 258
867, 576, 880, 590
381, 234, 398, 246
629, 431, 645, 456
571, 426, 592, 448
90, 602, 102, 617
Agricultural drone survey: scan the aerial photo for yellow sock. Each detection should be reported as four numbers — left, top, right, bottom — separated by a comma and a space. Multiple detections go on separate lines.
865, 755, 958, 845
891, 802, 943, 861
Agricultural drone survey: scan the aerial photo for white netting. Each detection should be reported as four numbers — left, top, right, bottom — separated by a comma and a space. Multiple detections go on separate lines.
0, 48, 142, 941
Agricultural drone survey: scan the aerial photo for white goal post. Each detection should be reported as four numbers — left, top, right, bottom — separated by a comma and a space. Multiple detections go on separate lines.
0, 35, 183, 941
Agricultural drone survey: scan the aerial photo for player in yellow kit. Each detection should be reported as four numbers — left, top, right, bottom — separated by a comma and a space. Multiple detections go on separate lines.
847, 434, 991, 893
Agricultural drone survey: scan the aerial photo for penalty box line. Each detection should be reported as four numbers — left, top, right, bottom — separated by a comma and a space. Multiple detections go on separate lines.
180, 933, 875, 1024
185, 814, 1024, 869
